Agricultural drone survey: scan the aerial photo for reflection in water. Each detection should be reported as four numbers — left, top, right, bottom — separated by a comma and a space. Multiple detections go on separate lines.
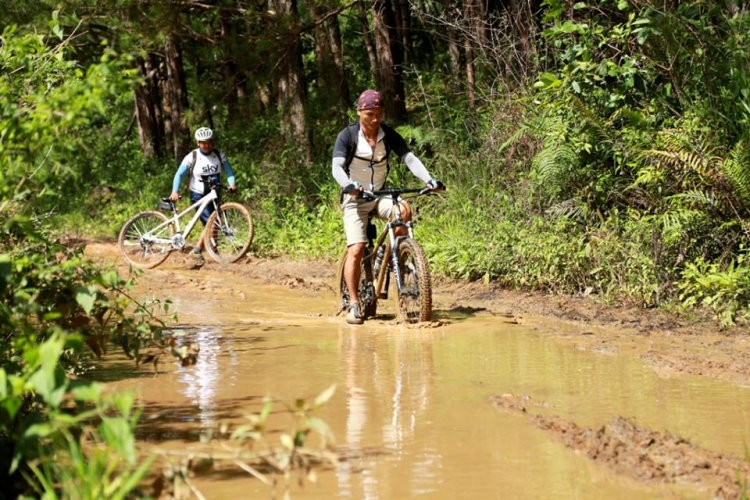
336, 328, 440, 498
178, 329, 231, 425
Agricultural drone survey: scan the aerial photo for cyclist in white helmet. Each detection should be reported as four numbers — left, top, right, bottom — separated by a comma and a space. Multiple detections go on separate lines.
170, 127, 237, 263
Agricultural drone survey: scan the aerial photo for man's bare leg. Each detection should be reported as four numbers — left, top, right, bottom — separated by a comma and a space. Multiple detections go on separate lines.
344, 243, 366, 323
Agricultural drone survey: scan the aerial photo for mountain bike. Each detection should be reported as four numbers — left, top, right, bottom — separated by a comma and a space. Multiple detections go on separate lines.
118, 177, 253, 269
336, 187, 441, 323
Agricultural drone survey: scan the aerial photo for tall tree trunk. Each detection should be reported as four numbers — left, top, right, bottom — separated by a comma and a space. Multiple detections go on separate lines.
256, 84, 271, 111
273, 0, 311, 162
165, 35, 190, 162
134, 55, 165, 158
443, 0, 462, 77
146, 54, 165, 143
159, 77, 174, 155
134, 93, 157, 158
463, 0, 476, 108
204, 101, 215, 130
235, 73, 248, 118
357, 0, 381, 89
507, 0, 537, 79
474, 0, 489, 48
307, 0, 350, 120
371, 0, 407, 122
220, 10, 241, 124
393, 0, 412, 65
326, 9, 351, 118
308, 1, 332, 92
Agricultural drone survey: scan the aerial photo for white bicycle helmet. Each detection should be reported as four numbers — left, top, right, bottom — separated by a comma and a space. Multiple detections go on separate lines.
194, 127, 213, 141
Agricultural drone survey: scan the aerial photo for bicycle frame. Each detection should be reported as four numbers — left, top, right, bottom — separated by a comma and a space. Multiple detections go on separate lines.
145, 189, 219, 247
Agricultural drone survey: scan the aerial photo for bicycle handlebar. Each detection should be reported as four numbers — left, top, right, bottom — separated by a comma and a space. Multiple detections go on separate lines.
358, 186, 445, 201
166, 183, 237, 203
373, 187, 429, 196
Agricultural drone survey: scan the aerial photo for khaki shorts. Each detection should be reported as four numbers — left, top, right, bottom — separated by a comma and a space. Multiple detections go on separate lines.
342, 195, 403, 246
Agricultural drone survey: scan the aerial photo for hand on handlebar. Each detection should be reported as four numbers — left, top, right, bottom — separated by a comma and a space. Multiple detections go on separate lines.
343, 181, 362, 196
426, 179, 446, 191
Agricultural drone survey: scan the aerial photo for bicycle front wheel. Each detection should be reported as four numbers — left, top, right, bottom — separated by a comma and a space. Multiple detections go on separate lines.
204, 202, 254, 263
397, 238, 432, 323
118, 211, 175, 269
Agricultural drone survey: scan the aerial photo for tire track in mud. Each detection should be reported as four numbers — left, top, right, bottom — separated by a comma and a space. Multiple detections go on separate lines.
491, 394, 750, 499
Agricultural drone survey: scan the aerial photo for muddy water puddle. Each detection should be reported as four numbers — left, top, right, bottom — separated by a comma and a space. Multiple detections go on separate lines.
102, 271, 750, 499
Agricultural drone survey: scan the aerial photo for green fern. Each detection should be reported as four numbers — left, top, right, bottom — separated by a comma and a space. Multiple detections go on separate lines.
644, 207, 704, 246
546, 198, 585, 220
569, 95, 610, 144
642, 148, 721, 179
721, 141, 750, 202
497, 127, 527, 155
531, 140, 577, 195
669, 189, 718, 209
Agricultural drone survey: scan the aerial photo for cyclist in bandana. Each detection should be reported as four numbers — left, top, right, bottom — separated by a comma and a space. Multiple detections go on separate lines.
331, 90, 444, 324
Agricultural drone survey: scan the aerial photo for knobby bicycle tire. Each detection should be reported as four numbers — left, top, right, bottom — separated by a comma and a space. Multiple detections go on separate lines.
397, 238, 432, 323
118, 210, 175, 269
204, 202, 254, 263
337, 249, 378, 318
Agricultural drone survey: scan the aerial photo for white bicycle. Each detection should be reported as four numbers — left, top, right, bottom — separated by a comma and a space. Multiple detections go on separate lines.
118, 177, 253, 269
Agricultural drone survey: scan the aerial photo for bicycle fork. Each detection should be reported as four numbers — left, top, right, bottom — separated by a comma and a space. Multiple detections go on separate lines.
373, 220, 416, 300
386, 220, 414, 294
211, 200, 223, 226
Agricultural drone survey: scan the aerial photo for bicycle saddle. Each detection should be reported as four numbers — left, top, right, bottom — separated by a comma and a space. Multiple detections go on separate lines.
158, 198, 175, 211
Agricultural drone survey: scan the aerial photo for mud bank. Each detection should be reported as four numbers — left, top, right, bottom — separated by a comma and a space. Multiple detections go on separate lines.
492, 394, 750, 499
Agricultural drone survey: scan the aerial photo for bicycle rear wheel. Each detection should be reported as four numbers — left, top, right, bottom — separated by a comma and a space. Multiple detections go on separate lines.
204, 202, 254, 263
118, 211, 175, 269
396, 238, 432, 323
337, 249, 377, 318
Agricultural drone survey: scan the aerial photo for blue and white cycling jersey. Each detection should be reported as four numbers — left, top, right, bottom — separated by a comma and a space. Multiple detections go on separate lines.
172, 149, 236, 194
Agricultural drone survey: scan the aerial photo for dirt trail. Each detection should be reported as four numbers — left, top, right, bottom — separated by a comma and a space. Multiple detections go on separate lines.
87, 240, 750, 387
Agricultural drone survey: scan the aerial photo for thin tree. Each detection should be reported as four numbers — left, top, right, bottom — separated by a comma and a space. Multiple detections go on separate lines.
134, 55, 165, 158
371, 0, 407, 122
273, 0, 311, 162
463, 0, 477, 108
357, 0, 381, 89
165, 35, 190, 162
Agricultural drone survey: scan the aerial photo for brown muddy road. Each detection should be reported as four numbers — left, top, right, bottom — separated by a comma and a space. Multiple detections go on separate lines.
86, 242, 750, 499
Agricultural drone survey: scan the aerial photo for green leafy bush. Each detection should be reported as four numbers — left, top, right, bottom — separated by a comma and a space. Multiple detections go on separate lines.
679, 252, 750, 326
